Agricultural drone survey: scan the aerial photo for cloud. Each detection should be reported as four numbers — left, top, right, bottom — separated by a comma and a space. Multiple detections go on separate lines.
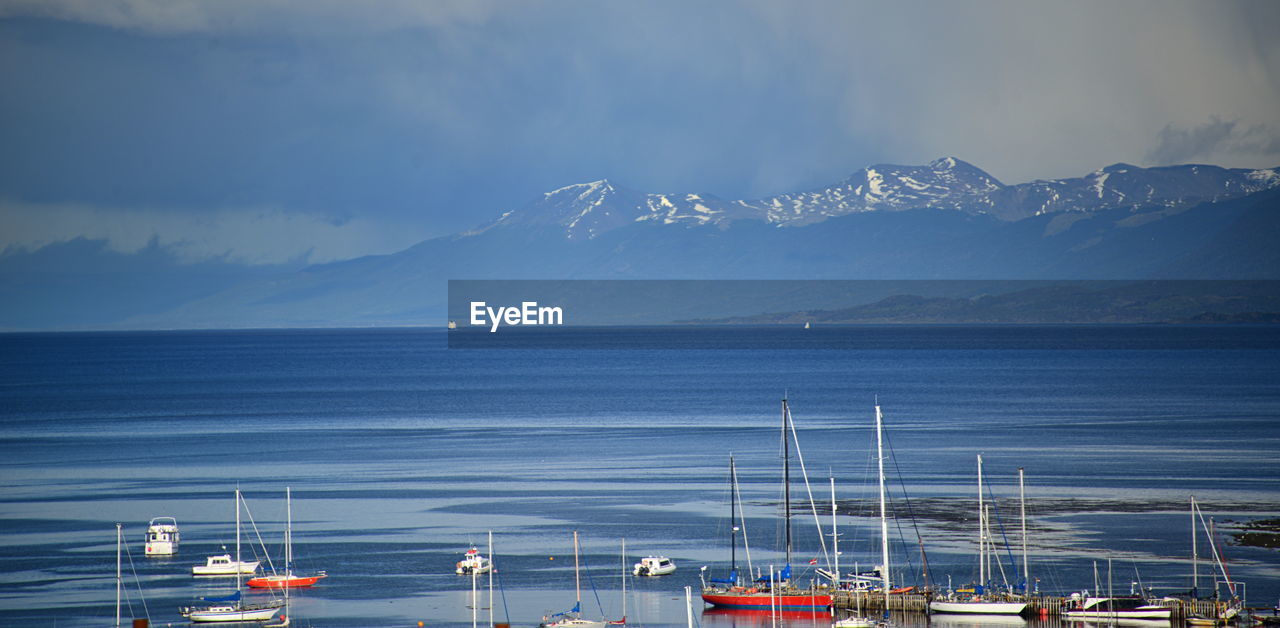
1147, 117, 1280, 165
0, 0, 500, 35
0, 199, 430, 265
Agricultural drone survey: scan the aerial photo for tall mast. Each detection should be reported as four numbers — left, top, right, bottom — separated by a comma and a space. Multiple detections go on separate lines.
286, 487, 292, 579
621, 538, 627, 624
235, 488, 242, 597
116, 523, 123, 628
730, 455, 738, 577
831, 476, 840, 589
977, 455, 984, 590
1191, 496, 1199, 597
488, 530, 494, 628
573, 530, 582, 610
876, 403, 890, 618
782, 396, 792, 570
1019, 467, 1028, 595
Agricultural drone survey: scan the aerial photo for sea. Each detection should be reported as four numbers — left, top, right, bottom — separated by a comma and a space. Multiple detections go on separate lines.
1, 326, 1278, 627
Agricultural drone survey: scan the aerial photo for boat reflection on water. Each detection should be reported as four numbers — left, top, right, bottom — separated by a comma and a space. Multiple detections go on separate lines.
701, 607, 832, 628
930, 613, 1029, 628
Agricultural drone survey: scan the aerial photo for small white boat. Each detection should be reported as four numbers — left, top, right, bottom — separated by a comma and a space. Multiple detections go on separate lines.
456, 546, 493, 575
145, 517, 180, 556
632, 555, 675, 577
1062, 596, 1172, 620
193, 553, 260, 576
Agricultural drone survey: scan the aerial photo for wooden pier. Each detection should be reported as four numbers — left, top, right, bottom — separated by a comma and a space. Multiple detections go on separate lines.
830, 591, 1241, 619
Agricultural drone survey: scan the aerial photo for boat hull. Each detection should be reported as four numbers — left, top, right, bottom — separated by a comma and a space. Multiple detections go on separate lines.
702, 590, 832, 611
183, 604, 281, 622
246, 573, 326, 588
930, 601, 1028, 615
1063, 609, 1172, 620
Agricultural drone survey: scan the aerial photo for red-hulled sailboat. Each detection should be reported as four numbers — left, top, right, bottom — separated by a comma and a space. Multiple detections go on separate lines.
247, 488, 327, 589
700, 398, 832, 612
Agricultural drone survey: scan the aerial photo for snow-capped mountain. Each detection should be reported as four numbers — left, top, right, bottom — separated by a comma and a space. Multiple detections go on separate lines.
483, 158, 1280, 239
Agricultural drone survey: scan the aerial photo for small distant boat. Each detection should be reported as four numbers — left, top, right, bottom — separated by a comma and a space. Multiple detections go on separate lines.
632, 556, 675, 577
247, 488, 327, 589
456, 546, 493, 575
145, 517, 180, 556
193, 553, 260, 576
448, 320, 458, 330
804, 321, 811, 329
1062, 596, 1172, 620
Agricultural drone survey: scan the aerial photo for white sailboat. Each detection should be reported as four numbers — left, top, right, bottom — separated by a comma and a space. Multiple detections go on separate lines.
180, 489, 282, 623
540, 530, 606, 628
113, 523, 152, 627
929, 455, 1027, 616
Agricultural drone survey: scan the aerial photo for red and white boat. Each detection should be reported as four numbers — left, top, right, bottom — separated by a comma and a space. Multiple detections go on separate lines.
701, 399, 833, 612
248, 488, 326, 589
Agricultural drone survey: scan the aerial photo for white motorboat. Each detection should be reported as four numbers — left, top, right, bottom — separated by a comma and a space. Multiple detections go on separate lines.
1063, 596, 1172, 620
456, 546, 493, 575
632, 556, 675, 576
930, 600, 1029, 615
193, 553, 260, 576
145, 517, 180, 556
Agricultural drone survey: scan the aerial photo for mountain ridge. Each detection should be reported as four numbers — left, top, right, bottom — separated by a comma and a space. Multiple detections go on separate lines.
482, 158, 1280, 239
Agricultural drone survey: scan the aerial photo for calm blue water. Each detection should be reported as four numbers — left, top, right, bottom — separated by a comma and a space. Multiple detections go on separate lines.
1, 326, 1278, 627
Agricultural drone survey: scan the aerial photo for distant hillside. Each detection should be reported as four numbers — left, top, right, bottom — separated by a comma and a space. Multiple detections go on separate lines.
683, 282, 1280, 325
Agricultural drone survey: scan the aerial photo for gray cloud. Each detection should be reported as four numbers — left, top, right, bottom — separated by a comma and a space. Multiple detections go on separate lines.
2, 0, 1278, 263
1147, 117, 1280, 165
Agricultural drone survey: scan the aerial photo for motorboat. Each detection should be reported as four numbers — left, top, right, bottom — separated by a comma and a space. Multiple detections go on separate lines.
1063, 596, 1172, 620
456, 546, 493, 575
145, 517, 180, 556
193, 553, 260, 576
632, 556, 675, 577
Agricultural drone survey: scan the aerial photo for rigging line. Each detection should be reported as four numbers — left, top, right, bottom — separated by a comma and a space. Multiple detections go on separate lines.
124, 530, 152, 621
984, 481, 1021, 586
241, 493, 277, 576
882, 423, 932, 589
580, 542, 607, 617
785, 401, 831, 574
733, 457, 754, 578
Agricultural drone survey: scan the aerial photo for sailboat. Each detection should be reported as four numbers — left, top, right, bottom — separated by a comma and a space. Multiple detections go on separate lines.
834, 403, 894, 628
701, 397, 833, 612
180, 489, 283, 622
248, 487, 327, 588
929, 455, 1027, 615
540, 530, 606, 628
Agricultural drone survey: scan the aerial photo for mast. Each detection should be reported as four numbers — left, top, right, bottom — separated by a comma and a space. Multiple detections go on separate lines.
782, 396, 792, 570
876, 403, 890, 618
488, 530, 494, 628
236, 488, 243, 600
1191, 496, 1199, 597
1019, 467, 1028, 595
977, 455, 984, 591
286, 487, 292, 580
573, 530, 582, 612
621, 538, 627, 624
830, 477, 839, 589
730, 455, 738, 578
116, 523, 123, 628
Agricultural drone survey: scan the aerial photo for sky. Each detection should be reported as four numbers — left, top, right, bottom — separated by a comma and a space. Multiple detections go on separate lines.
2, 0, 1279, 265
